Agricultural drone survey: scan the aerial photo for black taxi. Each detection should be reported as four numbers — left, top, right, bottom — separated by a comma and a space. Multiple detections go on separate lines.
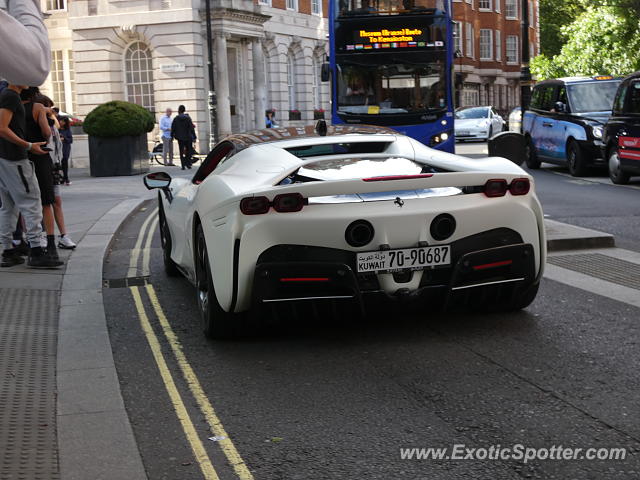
603, 71, 640, 184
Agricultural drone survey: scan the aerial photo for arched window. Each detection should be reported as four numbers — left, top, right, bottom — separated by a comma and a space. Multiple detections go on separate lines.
286, 52, 297, 110
124, 41, 155, 111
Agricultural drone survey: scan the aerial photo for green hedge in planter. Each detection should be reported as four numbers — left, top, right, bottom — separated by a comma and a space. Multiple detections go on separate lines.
83, 100, 154, 137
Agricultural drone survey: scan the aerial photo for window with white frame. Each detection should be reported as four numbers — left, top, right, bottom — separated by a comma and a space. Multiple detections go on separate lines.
463, 83, 480, 107
495, 30, 501, 61
495, 0, 500, 12
50, 50, 76, 113
454, 22, 462, 54
312, 0, 322, 15
287, 53, 297, 110
479, 0, 491, 10
258, 0, 271, 6
286, 0, 298, 11
506, 35, 518, 64
46, 0, 65, 11
479, 29, 492, 60
465, 22, 473, 58
124, 42, 155, 111
505, 0, 517, 18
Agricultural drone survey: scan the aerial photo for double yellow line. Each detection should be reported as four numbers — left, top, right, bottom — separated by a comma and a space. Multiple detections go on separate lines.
128, 208, 253, 480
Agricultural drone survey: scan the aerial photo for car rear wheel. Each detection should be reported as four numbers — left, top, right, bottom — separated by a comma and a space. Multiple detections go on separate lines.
525, 136, 541, 169
195, 224, 245, 339
567, 140, 588, 177
608, 150, 630, 185
158, 194, 181, 277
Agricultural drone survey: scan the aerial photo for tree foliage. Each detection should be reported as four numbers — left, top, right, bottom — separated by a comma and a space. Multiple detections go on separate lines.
532, 5, 640, 80
538, 0, 585, 57
83, 101, 155, 137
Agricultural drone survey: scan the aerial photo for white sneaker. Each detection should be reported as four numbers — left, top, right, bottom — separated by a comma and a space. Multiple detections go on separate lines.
58, 235, 77, 249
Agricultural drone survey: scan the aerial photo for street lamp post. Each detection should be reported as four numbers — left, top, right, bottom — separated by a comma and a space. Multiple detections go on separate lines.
205, 0, 218, 148
520, 0, 531, 134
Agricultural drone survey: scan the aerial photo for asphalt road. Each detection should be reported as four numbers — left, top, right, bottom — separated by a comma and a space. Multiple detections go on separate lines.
102, 152, 640, 479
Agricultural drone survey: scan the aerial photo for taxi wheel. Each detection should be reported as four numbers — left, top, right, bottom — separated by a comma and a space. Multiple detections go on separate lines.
567, 140, 588, 177
608, 150, 630, 185
525, 136, 541, 169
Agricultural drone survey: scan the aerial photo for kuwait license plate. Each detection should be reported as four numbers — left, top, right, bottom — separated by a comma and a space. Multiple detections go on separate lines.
356, 246, 451, 273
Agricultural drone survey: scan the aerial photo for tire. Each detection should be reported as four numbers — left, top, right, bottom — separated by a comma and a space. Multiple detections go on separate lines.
194, 223, 244, 339
567, 140, 588, 177
475, 282, 540, 313
525, 136, 541, 169
158, 194, 181, 277
608, 149, 631, 185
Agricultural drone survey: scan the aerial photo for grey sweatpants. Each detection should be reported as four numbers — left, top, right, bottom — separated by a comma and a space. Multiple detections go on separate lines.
0, 157, 43, 249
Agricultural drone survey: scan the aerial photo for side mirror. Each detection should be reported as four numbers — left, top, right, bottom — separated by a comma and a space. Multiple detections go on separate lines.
487, 131, 526, 166
321, 63, 331, 82
144, 171, 172, 190
554, 101, 566, 113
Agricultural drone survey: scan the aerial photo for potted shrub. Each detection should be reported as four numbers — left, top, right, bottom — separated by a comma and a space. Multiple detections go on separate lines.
313, 108, 325, 120
288, 109, 301, 121
69, 117, 84, 135
83, 100, 154, 177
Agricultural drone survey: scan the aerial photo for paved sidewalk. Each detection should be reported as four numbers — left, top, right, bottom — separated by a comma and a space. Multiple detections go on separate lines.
0, 166, 618, 480
0, 166, 191, 480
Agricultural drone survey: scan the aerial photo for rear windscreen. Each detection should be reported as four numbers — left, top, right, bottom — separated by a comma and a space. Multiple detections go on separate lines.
285, 142, 390, 158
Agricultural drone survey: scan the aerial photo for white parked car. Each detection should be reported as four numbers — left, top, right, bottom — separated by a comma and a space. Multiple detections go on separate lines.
455, 106, 506, 141
144, 124, 545, 338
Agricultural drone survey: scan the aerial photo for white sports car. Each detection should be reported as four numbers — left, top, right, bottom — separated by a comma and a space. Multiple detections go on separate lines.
144, 124, 545, 338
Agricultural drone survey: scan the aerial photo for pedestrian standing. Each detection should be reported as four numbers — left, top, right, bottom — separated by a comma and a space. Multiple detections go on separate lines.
21, 86, 60, 260
0, 83, 62, 268
58, 116, 72, 185
35, 95, 76, 250
159, 108, 174, 166
171, 105, 195, 170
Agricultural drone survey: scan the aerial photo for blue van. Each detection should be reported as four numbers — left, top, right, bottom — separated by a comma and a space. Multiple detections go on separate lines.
523, 76, 622, 176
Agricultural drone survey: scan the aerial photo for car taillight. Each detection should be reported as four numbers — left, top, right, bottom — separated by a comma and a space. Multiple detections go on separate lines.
484, 179, 508, 197
273, 193, 306, 212
509, 178, 530, 195
240, 196, 270, 215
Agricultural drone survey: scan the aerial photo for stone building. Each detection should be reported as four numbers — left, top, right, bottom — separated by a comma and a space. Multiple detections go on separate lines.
452, 0, 539, 115
40, 0, 330, 152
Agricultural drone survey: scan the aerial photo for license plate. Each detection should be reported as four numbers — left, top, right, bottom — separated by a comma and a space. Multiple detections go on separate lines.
457, 130, 470, 135
356, 246, 451, 273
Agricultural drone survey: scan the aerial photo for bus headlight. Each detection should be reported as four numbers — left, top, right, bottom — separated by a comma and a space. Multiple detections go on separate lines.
592, 126, 603, 139
429, 131, 452, 147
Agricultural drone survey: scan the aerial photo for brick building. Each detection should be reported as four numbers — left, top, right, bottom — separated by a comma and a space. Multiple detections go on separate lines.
452, 0, 538, 115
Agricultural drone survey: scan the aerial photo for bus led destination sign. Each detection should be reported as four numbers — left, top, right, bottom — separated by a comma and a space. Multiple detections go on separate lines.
359, 28, 424, 43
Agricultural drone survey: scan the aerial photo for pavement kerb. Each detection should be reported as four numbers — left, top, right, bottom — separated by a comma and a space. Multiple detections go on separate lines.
57, 197, 149, 480
544, 219, 615, 252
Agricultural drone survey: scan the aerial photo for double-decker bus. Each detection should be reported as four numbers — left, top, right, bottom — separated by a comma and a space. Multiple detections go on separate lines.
325, 0, 455, 152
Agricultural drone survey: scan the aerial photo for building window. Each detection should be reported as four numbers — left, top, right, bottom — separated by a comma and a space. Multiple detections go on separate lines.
124, 42, 155, 111
287, 53, 297, 110
258, 0, 271, 5
312, 0, 322, 14
505, 0, 517, 18
286, 0, 298, 11
463, 83, 480, 107
479, 29, 492, 60
529, 0, 534, 21
46, 0, 65, 10
506, 35, 518, 64
465, 23, 474, 58
495, 0, 500, 12
495, 30, 501, 61
454, 22, 462, 54
50, 50, 76, 114
479, 0, 491, 10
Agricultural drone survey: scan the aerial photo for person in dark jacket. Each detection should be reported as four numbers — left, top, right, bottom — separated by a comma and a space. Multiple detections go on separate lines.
170, 105, 195, 170
58, 116, 72, 185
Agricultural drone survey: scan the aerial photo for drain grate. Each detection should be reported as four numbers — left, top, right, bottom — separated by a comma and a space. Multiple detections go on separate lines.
0, 288, 59, 479
548, 253, 640, 290
103, 276, 150, 288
